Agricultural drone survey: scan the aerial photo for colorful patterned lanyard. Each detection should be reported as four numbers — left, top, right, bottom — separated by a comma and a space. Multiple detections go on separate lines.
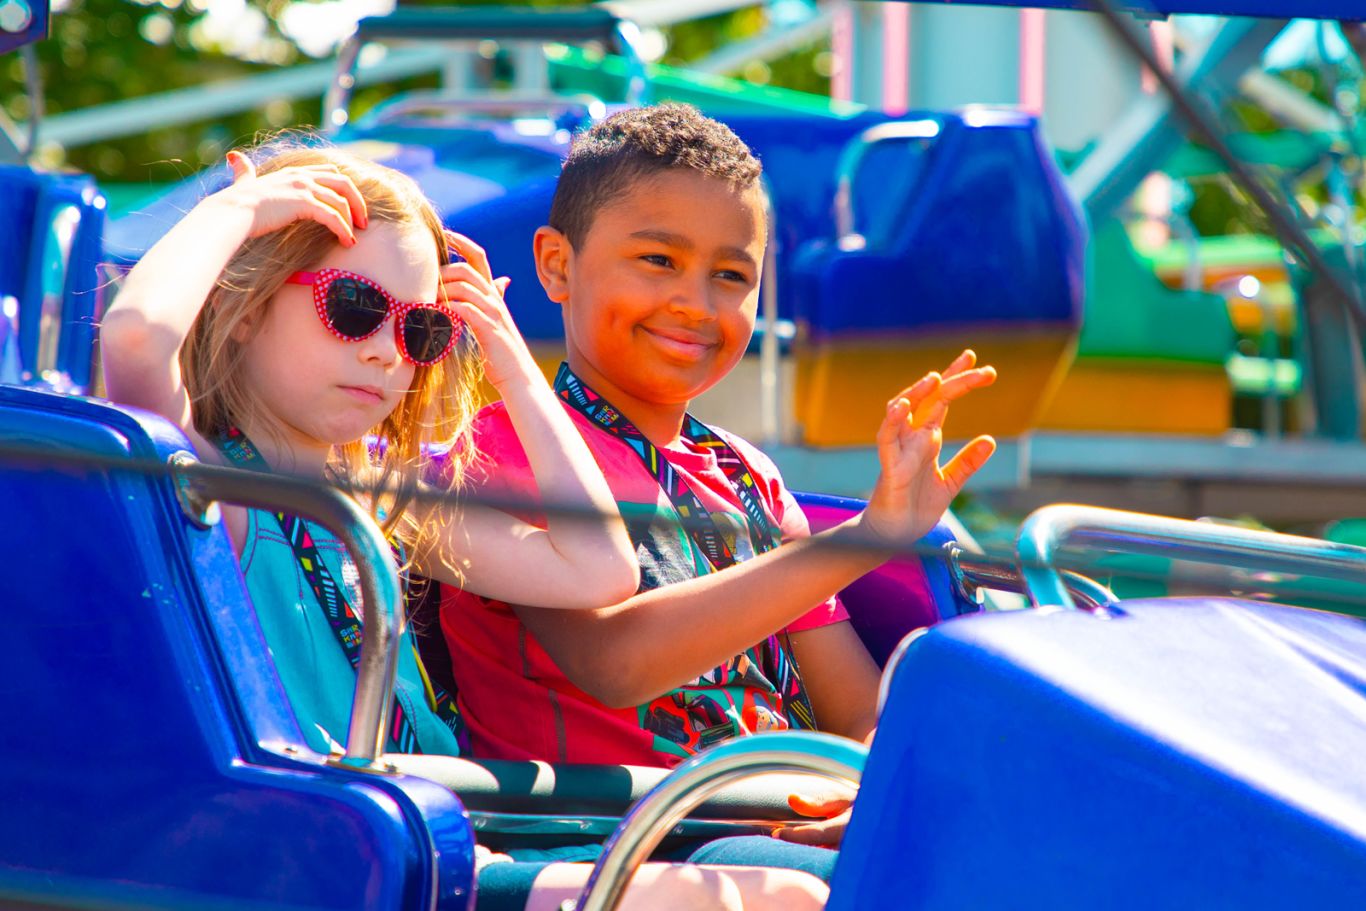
553, 364, 781, 572
216, 426, 462, 754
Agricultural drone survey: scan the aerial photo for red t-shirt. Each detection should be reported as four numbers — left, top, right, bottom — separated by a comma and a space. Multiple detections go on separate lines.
439, 401, 848, 767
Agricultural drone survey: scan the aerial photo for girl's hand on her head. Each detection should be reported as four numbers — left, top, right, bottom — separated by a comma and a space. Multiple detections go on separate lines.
214, 150, 368, 245
440, 230, 539, 389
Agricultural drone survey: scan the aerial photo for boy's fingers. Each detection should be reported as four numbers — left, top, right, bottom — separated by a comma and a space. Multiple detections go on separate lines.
788, 793, 854, 818
936, 365, 997, 400
940, 348, 977, 378
887, 372, 941, 412
941, 435, 997, 496
494, 276, 511, 295
772, 823, 839, 846
877, 398, 912, 448
315, 173, 368, 228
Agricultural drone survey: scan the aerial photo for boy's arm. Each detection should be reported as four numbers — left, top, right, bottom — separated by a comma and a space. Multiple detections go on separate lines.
515, 352, 996, 708
787, 621, 881, 742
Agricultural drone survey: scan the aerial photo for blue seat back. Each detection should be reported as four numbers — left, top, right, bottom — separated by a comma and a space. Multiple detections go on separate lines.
0, 388, 473, 909
789, 109, 1085, 340
831, 598, 1366, 909
0, 164, 107, 391
794, 491, 977, 666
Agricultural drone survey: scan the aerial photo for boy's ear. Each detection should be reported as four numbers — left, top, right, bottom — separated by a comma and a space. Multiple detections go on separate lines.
533, 225, 571, 305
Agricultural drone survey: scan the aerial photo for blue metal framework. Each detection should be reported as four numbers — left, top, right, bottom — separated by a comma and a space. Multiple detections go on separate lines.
898, 1, 1365, 20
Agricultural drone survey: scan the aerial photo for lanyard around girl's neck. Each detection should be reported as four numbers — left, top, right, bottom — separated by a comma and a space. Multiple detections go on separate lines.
553, 364, 780, 572
214, 425, 462, 754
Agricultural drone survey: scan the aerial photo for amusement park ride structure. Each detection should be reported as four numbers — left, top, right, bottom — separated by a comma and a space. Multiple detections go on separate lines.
4, 3, 1366, 910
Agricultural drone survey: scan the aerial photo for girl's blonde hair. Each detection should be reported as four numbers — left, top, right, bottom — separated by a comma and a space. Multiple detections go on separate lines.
181, 142, 481, 551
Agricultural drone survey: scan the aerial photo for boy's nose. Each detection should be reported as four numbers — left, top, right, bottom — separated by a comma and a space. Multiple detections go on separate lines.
666, 273, 717, 321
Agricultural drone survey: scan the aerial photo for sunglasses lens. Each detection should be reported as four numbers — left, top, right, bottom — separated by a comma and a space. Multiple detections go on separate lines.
403, 308, 459, 364
325, 277, 389, 339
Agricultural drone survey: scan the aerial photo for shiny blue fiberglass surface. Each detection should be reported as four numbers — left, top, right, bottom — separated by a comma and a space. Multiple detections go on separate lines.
103, 108, 1082, 348
830, 597, 1366, 909
0, 386, 476, 910
789, 109, 1084, 340
0, 165, 106, 390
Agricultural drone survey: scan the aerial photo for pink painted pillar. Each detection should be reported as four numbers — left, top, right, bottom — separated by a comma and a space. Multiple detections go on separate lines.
882, 2, 910, 116
1018, 8, 1047, 114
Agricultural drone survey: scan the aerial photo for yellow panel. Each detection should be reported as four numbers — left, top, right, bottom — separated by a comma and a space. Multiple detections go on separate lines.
1038, 360, 1231, 435
794, 330, 1078, 447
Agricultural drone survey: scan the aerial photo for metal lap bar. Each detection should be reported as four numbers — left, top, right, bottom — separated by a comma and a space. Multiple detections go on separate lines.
168, 454, 402, 770
1016, 504, 1366, 611
576, 733, 866, 911
324, 7, 647, 131
944, 542, 1118, 611
833, 119, 941, 242
469, 810, 779, 840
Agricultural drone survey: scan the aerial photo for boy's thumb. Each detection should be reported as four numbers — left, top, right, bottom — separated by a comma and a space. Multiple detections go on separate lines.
787, 793, 850, 818
494, 276, 511, 295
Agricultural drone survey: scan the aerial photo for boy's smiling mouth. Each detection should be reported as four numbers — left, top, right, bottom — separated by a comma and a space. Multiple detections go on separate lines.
639, 325, 717, 360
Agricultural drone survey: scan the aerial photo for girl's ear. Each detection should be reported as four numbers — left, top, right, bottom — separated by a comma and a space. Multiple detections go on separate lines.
533, 225, 572, 305
228, 306, 259, 344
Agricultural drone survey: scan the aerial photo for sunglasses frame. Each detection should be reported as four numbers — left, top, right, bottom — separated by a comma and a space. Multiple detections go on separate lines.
285, 267, 463, 366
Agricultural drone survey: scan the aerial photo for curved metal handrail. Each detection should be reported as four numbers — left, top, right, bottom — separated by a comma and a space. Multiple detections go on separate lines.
833, 119, 942, 241
168, 454, 402, 769
944, 542, 1119, 612
323, 11, 647, 132
574, 732, 867, 911
1016, 504, 1366, 611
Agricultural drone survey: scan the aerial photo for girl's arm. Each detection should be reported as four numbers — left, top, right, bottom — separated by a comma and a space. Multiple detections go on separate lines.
102, 152, 366, 437
411, 233, 639, 610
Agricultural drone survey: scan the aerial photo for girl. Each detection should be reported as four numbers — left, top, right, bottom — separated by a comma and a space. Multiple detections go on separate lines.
100, 142, 827, 911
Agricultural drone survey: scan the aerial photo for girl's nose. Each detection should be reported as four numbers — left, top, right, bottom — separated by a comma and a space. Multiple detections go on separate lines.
357, 317, 403, 367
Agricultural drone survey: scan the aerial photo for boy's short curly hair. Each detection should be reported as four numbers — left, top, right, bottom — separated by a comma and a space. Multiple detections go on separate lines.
548, 102, 762, 249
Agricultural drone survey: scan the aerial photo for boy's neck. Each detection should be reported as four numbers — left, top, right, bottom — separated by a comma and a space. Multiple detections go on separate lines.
567, 355, 689, 448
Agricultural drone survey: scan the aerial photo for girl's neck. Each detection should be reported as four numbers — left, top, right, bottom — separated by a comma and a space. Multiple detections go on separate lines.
237, 415, 332, 479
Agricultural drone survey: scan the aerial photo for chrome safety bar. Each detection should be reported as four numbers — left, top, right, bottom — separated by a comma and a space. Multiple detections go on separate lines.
168, 454, 402, 769
574, 732, 867, 911
944, 542, 1118, 612
323, 15, 647, 132
1016, 504, 1366, 611
833, 119, 941, 241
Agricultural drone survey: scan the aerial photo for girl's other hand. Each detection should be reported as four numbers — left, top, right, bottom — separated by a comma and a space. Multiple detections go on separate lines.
440, 230, 539, 389
216, 150, 368, 246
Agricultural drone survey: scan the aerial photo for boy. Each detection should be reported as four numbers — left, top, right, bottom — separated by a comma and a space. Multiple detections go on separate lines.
440, 104, 994, 824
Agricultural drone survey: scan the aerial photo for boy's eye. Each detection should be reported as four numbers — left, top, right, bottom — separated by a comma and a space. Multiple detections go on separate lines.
640, 254, 672, 268
715, 269, 751, 284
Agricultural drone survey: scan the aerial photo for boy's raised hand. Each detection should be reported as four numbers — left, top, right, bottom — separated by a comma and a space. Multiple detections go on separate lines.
861, 350, 997, 548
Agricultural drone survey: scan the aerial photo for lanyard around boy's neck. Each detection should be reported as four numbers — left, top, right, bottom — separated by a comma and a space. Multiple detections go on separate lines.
552, 363, 780, 572
214, 425, 463, 755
